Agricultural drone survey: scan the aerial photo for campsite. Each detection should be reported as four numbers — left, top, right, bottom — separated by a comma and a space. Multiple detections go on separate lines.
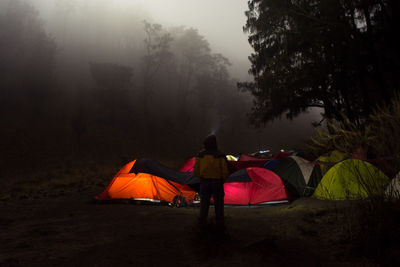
1, 0, 400, 266
1, 152, 400, 266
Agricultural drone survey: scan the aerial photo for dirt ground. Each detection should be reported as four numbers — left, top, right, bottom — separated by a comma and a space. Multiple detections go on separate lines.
0, 185, 387, 267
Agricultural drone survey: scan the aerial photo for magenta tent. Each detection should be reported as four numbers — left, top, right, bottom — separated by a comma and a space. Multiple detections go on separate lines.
178, 158, 289, 205
273, 152, 291, 160
179, 157, 195, 172
223, 167, 289, 205
228, 154, 269, 172
238, 154, 268, 161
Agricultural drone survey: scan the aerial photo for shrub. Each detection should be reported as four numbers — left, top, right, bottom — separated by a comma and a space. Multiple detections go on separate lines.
309, 93, 400, 177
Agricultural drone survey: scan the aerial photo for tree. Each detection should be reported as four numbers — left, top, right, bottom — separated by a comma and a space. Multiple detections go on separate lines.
0, 0, 57, 119
141, 21, 173, 114
239, 0, 400, 126
55, 0, 77, 45
169, 27, 214, 127
0, 0, 57, 173
90, 62, 133, 125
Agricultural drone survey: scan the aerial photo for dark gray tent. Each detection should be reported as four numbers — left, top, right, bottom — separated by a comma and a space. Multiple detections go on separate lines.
273, 156, 322, 198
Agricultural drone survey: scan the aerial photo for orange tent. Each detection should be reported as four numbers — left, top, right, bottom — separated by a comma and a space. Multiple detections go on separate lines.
96, 160, 196, 203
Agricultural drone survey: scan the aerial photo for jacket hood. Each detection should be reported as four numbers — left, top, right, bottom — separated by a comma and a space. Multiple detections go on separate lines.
203, 134, 217, 151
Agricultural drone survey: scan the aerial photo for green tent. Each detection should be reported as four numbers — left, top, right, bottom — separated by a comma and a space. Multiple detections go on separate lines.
316, 150, 349, 176
313, 159, 389, 200
226, 155, 238, 161
273, 156, 322, 198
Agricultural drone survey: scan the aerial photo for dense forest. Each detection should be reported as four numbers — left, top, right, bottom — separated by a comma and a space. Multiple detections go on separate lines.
2, 0, 314, 177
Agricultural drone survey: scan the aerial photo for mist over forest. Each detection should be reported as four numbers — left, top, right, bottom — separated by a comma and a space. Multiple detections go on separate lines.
0, 0, 319, 176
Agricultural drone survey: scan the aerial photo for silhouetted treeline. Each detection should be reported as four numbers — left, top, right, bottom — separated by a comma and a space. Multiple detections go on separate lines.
0, 0, 256, 176
239, 0, 400, 125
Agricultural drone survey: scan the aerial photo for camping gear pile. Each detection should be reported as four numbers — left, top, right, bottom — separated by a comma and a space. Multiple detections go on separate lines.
97, 150, 396, 205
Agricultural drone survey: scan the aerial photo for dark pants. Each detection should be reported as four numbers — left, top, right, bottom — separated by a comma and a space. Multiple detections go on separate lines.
199, 179, 225, 226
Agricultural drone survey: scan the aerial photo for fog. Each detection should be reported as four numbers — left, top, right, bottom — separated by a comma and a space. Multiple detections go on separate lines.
130, 0, 253, 80
32, 0, 252, 80
1, 0, 320, 173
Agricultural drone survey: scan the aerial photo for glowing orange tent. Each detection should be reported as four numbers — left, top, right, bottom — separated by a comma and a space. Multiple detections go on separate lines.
96, 160, 196, 203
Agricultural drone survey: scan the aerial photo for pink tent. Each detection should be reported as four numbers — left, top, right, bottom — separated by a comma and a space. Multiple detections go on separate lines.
223, 167, 288, 205
179, 157, 289, 205
179, 157, 195, 172
273, 152, 291, 160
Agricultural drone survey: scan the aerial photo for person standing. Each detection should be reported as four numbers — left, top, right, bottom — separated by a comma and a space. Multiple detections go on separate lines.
194, 134, 229, 229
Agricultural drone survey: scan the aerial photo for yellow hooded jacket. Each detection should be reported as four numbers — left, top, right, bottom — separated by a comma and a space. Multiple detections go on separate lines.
194, 151, 229, 180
